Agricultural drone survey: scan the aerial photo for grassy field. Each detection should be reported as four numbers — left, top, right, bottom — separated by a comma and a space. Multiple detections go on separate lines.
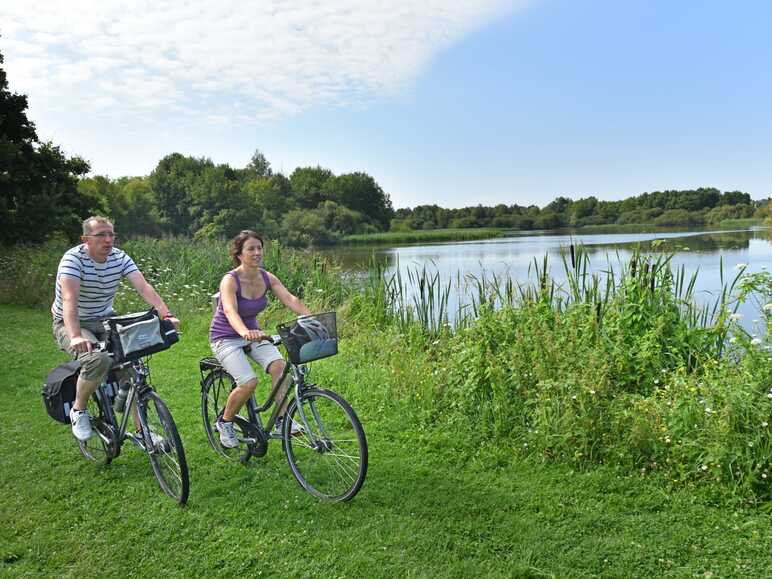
341, 228, 504, 245
2, 305, 771, 578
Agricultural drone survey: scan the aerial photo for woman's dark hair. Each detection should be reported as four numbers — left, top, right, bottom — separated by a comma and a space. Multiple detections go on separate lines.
229, 230, 265, 266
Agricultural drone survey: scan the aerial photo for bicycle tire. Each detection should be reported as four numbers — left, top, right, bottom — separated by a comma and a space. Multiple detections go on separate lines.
138, 391, 190, 505
79, 389, 116, 465
201, 369, 254, 462
283, 388, 368, 501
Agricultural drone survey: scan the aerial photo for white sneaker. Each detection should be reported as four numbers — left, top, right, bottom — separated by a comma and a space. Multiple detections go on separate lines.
216, 419, 239, 448
275, 416, 305, 437
69, 408, 92, 442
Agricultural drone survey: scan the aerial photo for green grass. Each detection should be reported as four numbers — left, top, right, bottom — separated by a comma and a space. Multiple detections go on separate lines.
341, 228, 504, 245
718, 218, 765, 228
2, 305, 772, 577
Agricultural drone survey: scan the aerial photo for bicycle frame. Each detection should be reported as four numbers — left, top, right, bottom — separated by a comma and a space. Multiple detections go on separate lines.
200, 345, 328, 445
93, 360, 156, 453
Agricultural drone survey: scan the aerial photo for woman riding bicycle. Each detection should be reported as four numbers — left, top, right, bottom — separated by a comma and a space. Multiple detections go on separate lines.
209, 230, 310, 448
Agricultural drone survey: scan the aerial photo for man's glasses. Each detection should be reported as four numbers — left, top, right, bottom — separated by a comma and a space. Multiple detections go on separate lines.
85, 232, 118, 239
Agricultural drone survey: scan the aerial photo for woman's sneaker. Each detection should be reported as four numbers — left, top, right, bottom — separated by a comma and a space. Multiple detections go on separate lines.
69, 408, 92, 442
274, 416, 305, 438
216, 418, 239, 448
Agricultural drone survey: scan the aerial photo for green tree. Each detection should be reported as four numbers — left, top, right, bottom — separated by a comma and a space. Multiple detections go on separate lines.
149, 153, 213, 235
322, 172, 393, 230
0, 48, 95, 244
289, 166, 333, 209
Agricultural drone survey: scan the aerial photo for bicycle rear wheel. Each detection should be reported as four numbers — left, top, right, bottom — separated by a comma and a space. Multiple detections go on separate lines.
138, 391, 189, 505
79, 390, 116, 465
201, 369, 253, 462
283, 388, 368, 501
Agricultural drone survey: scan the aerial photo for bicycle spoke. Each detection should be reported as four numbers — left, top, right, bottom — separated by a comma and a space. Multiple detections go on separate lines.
140, 392, 189, 505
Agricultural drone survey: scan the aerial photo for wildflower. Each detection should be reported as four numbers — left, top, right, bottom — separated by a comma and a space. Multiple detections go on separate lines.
654, 379, 660, 385
762, 422, 768, 428
729, 337, 737, 344
764, 303, 772, 313
750, 338, 762, 346
734, 263, 747, 271
767, 393, 772, 399
763, 473, 768, 479
665, 437, 671, 444
571, 395, 577, 400
729, 313, 743, 322
589, 390, 596, 395
701, 465, 708, 471
705, 407, 712, 414
748, 442, 754, 447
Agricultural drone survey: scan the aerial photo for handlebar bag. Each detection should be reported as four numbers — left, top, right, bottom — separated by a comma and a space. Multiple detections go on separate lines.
105, 309, 178, 362
42, 360, 81, 424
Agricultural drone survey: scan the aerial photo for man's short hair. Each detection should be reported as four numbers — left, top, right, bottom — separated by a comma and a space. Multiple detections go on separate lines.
82, 216, 114, 235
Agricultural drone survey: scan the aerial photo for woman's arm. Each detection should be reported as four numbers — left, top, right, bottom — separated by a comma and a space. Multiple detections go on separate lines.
267, 272, 311, 316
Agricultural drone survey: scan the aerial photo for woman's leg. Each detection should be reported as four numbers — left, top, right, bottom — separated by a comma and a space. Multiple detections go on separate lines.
222, 377, 257, 421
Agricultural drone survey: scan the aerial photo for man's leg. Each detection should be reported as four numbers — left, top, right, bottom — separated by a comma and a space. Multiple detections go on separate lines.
53, 320, 111, 440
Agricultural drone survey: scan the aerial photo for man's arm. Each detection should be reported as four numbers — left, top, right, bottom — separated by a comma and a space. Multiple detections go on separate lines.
61, 276, 92, 353
126, 270, 173, 320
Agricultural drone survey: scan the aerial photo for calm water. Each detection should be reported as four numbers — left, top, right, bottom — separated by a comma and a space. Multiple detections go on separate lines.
331, 226, 772, 332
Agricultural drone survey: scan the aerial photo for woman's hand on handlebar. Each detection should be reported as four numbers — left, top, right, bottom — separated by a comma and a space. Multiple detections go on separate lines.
166, 316, 181, 330
241, 329, 269, 342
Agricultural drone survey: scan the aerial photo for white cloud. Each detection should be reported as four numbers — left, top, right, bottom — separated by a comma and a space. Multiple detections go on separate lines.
1, 0, 528, 124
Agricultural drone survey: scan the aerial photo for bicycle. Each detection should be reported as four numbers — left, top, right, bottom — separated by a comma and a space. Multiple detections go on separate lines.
78, 316, 190, 505
199, 312, 368, 502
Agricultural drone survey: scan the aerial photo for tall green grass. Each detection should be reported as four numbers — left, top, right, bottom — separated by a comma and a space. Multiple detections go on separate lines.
0, 237, 347, 318
350, 245, 771, 500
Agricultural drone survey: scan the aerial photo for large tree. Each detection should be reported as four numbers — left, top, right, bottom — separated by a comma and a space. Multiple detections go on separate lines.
0, 48, 94, 244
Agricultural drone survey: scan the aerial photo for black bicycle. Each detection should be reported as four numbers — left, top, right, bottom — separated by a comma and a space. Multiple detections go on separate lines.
199, 312, 367, 501
79, 319, 189, 505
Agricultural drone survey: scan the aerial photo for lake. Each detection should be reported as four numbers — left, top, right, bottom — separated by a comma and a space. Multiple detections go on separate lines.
331, 226, 772, 333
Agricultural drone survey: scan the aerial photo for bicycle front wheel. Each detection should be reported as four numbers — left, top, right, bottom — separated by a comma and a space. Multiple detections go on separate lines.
138, 391, 190, 505
79, 390, 116, 465
283, 389, 368, 501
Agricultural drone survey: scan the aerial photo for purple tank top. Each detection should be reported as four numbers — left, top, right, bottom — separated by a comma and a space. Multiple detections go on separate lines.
209, 269, 271, 342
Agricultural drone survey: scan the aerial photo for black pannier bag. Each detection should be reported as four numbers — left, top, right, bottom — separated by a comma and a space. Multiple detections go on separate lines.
42, 360, 81, 424
104, 308, 179, 362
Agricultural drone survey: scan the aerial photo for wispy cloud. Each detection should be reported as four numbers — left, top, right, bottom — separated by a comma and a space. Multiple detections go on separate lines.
2, 0, 528, 124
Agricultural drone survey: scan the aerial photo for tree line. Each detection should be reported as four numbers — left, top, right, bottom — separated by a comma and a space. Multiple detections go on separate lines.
394, 189, 771, 232
2, 45, 770, 248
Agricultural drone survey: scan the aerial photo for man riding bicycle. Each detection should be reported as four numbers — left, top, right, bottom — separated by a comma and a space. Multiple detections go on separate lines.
51, 216, 179, 442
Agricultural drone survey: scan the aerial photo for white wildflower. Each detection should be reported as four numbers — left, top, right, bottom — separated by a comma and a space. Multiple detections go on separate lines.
734, 263, 747, 270
750, 338, 762, 346
701, 465, 708, 471
729, 313, 743, 322
764, 303, 772, 313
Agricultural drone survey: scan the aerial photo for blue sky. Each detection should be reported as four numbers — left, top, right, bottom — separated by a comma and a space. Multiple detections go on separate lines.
3, 0, 771, 209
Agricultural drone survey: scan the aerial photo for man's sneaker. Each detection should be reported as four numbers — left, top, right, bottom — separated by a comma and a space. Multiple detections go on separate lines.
69, 408, 92, 442
215, 418, 239, 448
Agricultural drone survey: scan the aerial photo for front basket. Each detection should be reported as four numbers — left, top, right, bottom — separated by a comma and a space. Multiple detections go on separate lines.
277, 312, 338, 365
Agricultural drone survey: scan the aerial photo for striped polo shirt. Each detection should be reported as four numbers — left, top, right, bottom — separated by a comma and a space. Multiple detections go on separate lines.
51, 245, 139, 321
